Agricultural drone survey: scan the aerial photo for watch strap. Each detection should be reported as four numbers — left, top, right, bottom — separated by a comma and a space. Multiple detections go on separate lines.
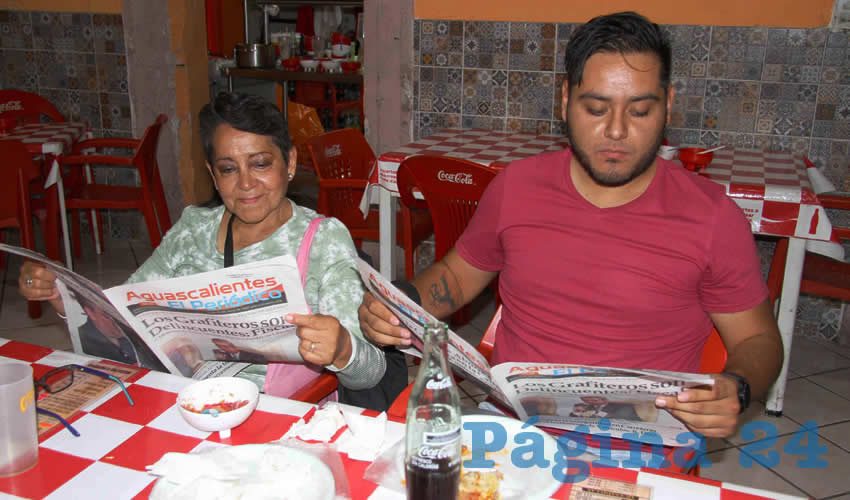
721, 372, 750, 414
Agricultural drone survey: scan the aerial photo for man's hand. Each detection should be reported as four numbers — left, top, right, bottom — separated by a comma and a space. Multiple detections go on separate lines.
287, 313, 353, 369
357, 292, 413, 347
655, 374, 741, 438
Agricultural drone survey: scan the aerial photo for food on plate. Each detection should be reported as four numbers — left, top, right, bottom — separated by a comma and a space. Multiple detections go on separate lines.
180, 399, 250, 414
458, 470, 504, 500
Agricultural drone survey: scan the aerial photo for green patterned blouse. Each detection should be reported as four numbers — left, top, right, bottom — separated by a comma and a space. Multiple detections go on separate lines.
126, 201, 386, 390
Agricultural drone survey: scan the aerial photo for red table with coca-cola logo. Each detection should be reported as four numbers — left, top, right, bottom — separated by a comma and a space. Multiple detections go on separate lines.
0, 338, 810, 499
0, 122, 90, 269
366, 129, 844, 415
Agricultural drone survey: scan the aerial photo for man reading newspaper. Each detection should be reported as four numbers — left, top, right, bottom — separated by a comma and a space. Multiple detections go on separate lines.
359, 11, 783, 439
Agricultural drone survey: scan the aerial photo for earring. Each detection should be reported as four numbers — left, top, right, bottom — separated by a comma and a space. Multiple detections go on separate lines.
289, 173, 294, 180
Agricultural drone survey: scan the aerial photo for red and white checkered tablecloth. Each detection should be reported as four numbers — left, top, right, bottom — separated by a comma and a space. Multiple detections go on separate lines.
373, 129, 840, 250
0, 338, 808, 500
0, 122, 88, 156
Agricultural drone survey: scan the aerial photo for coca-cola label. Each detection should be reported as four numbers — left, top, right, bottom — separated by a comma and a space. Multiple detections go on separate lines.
0, 100, 22, 113
423, 426, 460, 445
324, 144, 342, 158
425, 377, 453, 390
437, 170, 474, 185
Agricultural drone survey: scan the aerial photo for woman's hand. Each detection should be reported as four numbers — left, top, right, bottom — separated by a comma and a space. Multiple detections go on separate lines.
18, 261, 65, 315
287, 313, 353, 370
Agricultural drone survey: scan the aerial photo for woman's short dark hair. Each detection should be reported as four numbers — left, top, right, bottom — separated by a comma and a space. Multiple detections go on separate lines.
564, 11, 671, 92
199, 92, 293, 165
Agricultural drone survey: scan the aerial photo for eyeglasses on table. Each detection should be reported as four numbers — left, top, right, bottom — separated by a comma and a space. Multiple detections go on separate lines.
34, 364, 135, 437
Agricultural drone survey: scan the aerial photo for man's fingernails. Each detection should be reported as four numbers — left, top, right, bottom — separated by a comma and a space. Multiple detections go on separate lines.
655, 397, 666, 407
402, 339, 412, 346
391, 317, 400, 326
285, 314, 294, 322
677, 392, 689, 402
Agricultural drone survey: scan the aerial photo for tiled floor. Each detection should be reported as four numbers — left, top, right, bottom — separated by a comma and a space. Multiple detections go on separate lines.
1, 232, 849, 499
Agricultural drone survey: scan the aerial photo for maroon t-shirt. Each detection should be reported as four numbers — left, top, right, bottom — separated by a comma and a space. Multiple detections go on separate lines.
456, 148, 767, 372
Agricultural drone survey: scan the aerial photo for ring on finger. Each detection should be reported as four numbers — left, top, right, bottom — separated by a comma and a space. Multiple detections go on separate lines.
25, 278, 33, 288
310, 342, 315, 352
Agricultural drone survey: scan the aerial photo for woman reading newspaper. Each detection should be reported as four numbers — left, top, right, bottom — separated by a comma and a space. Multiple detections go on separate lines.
18, 92, 386, 401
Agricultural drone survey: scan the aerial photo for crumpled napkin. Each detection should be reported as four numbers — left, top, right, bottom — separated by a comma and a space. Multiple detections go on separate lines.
335, 408, 387, 461
282, 403, 388, 462
146, 445, 337, 500
283, 403, 347, 442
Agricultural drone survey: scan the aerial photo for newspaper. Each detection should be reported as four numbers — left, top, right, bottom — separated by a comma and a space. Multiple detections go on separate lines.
2, 244, 310, 380
357, 258, 714, 446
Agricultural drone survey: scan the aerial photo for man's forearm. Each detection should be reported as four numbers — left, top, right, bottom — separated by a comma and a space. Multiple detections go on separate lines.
723, 331, 784, 399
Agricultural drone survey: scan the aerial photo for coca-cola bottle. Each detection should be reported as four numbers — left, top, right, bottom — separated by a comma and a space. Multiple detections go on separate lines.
405, 322, 462, 500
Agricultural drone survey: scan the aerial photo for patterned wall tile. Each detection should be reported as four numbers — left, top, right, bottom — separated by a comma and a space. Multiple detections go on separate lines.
813, 84, 850, 140
0, 10, 33, 49
419, 66, 461, 114
508, 22, 556, 72
764, 27, 826, 83
99, 92, 132, 131
417, 112, 460, 139
462, 68, 507, 117
506, 118, 551, 134
663, 25, 711, 78
809, 138, 850, 189
507, 71, 554, 120
555, 23, 577, 73
93, 14, 124, 54
96, 53, 128, 93
38, 88, 102, 129
36, 51, 97, 90
464, 22, 509, 69
32, 11, 94, 52
462, 115, 505, 131
670, 77, 706, 128
702, 80, 759, 132
3, 49, 38, 88
420, 20, 463, 67
553, 73, 565, 120
709, 26, 766, 80
413, 19, 420, 60
821, 31, 850, 85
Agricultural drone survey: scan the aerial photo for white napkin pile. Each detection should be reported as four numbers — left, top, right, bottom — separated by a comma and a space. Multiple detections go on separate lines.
283, 403, 387, 461
147, 445, 335, 500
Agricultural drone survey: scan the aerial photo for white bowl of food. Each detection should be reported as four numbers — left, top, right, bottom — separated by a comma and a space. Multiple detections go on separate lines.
177, 377, 259, 438
331, 44, 351, 58
320, 59, 339, 72
299, 59, 319, 71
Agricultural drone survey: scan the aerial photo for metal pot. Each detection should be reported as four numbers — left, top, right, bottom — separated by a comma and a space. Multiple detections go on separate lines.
234, 43, 276, 69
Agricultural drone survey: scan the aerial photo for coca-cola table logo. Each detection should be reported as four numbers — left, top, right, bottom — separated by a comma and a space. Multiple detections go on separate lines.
0, 100, 23, 113
437, 170, 475, 185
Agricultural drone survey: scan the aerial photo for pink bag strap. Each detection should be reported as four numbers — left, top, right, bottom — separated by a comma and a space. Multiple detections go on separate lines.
296, 217, 326, 294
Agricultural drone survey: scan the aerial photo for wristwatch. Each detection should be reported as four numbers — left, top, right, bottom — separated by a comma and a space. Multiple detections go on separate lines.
722, 372, 750, 414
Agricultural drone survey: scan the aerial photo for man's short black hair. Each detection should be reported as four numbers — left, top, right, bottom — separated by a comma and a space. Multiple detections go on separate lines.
199, 92, 292, 165
564, 11, 672, 91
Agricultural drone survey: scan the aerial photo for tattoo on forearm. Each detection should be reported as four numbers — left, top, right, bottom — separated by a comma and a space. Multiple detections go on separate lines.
429, 275, 457, 311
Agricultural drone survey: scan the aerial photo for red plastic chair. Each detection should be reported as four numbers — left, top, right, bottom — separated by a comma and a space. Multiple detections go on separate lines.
307, 129, 433, 279
0, 140, 48, 318
767, 192, 850, 305
60, 114, 172, 255
294, 81, 363, 130
396, 155, 499, 322
0, 90, 64, 124
289, 372, 339, 404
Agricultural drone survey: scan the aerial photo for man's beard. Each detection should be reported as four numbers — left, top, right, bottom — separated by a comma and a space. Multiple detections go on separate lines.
564, 115, 666, 188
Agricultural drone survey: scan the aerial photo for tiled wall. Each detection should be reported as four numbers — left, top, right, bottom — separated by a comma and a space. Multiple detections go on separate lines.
0, 9, 143, 240
413, 19, 850, 343
412, 20, 850, 193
